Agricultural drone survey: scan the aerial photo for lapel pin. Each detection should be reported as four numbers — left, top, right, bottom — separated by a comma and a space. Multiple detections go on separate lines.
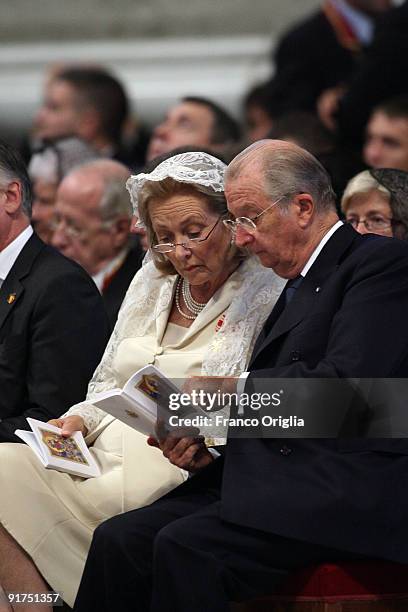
6, 293, 17, 304
315, 286, 321, 293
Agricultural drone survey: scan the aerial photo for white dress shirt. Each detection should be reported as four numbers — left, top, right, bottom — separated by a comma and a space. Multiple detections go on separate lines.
330, 0, 374, 45
0, 226, 33, 288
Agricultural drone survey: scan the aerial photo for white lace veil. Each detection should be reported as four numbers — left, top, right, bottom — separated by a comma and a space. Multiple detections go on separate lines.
126, 151, 226, 227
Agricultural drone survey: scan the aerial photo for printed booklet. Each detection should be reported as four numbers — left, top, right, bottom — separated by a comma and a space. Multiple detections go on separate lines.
15, 417, 101, 478
89, 364, 184, 436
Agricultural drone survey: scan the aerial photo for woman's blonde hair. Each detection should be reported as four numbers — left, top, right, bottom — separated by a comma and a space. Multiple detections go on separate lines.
341, 170, 390, 213
138, 177, 239, 274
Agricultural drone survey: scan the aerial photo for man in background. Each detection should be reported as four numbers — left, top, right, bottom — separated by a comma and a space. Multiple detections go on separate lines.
52, 159, 144, 327
146, 96, 240, 162
33, 66, 146, 165
363, 95, 408, 171
266, 0, 392, 115
0, 141, 109, 442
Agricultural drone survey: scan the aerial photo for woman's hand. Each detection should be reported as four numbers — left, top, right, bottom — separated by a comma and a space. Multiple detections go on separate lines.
48, 415, 88, 437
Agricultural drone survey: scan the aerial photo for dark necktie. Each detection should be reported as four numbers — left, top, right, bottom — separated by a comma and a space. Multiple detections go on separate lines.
284, 275, 303, 305
259, 275, 304, 340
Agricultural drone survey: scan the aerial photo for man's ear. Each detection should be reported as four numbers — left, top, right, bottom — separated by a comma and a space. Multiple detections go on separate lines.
3, 181, 22, 214
293, 193, 314, 227
111, 216, 132, 247
77, 109, 100, 141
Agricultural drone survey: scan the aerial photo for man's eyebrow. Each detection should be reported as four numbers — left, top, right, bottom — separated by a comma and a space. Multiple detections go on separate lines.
382, 136, 401, 147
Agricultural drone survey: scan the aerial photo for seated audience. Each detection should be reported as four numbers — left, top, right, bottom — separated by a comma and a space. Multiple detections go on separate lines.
0, 141, 109, 443
28, 136, 100, 243
363, 96, 408, 171
146, 97, 240, 162
341, 167, 408, 238
51, 159, 144, 327
0, 150, 283, 609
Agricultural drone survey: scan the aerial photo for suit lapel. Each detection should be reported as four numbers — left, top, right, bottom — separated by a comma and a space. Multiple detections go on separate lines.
0, 233, 44, 332
250, 224, 359, 366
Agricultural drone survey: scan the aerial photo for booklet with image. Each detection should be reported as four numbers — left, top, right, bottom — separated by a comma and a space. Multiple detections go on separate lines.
89, 364, 184, 436
15, 417, 101, 478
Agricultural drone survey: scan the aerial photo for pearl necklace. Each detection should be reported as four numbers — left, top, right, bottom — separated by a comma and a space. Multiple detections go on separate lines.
175, 277, 207, 320
182, 277, 207, 313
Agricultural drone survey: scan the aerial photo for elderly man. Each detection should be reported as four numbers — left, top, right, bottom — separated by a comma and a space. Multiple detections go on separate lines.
28, 136, 100, 243
146, 96, 240, 162
0, 141, 109, 443
52, 159, 144, 327
74, 140, 408, 612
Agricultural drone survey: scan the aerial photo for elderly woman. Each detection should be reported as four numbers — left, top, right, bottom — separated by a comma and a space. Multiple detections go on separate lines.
341, 168, 408, 238
0, 151, 283, 610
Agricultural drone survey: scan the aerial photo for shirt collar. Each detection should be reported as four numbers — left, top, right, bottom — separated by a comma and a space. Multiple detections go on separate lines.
92, 248, 128, 293
301, 220, 343, 277
0, 226, 33, 283
330, 0, 374, 44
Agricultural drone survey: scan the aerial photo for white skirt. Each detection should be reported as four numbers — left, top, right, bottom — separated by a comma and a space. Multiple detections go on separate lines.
0, 420, 185, 607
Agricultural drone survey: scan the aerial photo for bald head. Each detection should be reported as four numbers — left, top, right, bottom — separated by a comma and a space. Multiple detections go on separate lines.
52, 159, 132, 275
68, 158, 130, 188
227, 139, 336, 214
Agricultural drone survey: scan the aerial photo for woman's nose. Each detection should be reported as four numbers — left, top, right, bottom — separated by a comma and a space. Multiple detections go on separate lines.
173, 243, 192, 259
355, 220, 370, 235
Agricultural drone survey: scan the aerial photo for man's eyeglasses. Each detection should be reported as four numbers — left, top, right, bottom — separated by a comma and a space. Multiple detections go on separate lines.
50, 216, 114, 240
153, 215, 224, 254
346, 215, 392, 232
223, 196, 284, 235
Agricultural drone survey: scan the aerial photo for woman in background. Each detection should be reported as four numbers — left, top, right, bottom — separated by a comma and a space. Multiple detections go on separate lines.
341, 168, 408, 238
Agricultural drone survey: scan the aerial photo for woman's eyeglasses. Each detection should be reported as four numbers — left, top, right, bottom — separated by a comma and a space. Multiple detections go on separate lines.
153, 215, 223, 254
346, 215, 392, 232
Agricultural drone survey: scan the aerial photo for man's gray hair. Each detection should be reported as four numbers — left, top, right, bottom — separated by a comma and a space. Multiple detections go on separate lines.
0, 141, 32, 218
227, 140, 337, 214
99, 177, 132, 222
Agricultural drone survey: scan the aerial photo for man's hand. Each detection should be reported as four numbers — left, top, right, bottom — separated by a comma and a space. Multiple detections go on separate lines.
48, 415, 88, 437
182, 375, 238, 411
317, 85, 346, 132
147, 432, 214, 473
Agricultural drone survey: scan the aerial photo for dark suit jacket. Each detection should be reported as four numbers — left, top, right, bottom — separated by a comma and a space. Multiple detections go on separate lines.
0, 233, 110, 442
102, 243, 144, 328
220, 224, 408, 564
268, 9, 357, 113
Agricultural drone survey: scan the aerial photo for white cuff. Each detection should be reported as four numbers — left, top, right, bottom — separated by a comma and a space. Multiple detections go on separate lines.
237, 371, 250, 398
